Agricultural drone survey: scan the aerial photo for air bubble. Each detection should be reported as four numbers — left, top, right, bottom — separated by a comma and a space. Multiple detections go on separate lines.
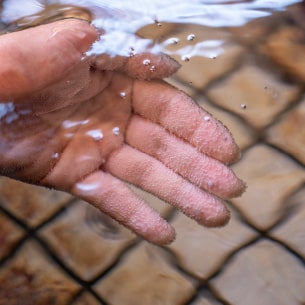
203, 116, 211, 122
187, 34, 196, 41
120, 91, 126, 98
150, 65, 156, 72
169, 37, 180, 44
86, 129, 104, 141
112, 127, 120, 135
52, 153, 59, 159
240, 104, 247, 109
143, 59, 151, 66
182, 55, 191, 62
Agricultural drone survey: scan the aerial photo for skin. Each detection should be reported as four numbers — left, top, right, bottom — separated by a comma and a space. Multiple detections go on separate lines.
0, 19, 245, 245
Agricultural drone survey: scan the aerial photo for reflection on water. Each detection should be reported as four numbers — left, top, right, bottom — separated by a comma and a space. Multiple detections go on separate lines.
0, 0, 303, 58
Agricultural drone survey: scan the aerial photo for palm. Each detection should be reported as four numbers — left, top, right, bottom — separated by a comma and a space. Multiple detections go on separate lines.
0, 20, 245, 244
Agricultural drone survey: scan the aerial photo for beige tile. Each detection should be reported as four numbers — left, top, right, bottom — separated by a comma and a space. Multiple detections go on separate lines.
163, 25, 244, 89
71, 292, 101, 305
0, 177, 72, 228
231, 144, 305, 230
190, 291, 222, 305
197, 96, 256, 150
167, 210, 257, 279
0, 239, 80, 305
211, 239, 305, 305
0, 211, 25, 260
94, 243, 196, 305
260, 26, 305, 81
266, 97, 305, 164
207, 65, 301, 129
39, 200, 136, 282
270, 187, 305, 259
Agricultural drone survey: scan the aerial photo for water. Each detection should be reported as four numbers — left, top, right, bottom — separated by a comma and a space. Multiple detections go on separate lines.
0, 2, 305, 304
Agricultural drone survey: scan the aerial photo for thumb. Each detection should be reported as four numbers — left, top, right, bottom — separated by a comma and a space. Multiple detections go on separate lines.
0, 19, 98, 100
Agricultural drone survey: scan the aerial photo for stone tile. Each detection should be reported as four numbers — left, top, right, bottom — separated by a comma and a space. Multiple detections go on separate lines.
94, 244, 196, 305
39, 200, 135, 282
228, 16, 276, 46
190, 290, 222, 305
167, 210, 257, 279
231, 144, 305, 230
0, 239, 80, 305
260, 26, 305, 81
163, 25, 244, 89
270, 187, 305, 259
197, 96, 256, 150
71, 292, 102, 305
211, 239, 305, 305
266, 97, 305, 165
0, 177, 72, 228
207, 64, 301, 129
0, 211, 25, 261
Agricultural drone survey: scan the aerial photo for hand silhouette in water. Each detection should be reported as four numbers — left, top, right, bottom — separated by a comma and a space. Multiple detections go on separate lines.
0, 19, 245, 244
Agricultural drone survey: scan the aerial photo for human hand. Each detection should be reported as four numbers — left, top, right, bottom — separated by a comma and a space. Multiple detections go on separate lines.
0, 19, 245, 244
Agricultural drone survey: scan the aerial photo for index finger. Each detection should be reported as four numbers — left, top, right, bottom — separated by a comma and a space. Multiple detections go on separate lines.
132, 80, 240, 164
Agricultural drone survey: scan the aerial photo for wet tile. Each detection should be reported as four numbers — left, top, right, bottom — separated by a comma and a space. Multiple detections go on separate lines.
197, 96, 256, 150
0, 239, 80, 305
190, 291, 223, 305
71, 292, 102, 305
0, 211, 25, 261
164, 25, 244, 89
270, 187, 305, 259
266, 97, 305, 164
39, 200, 135, 282
261, 26, 305, 81
207, 64, 301, 129
0, 177, 73, 228
167, 210, 257, 279
94, 244, 196, 305
228, 16, 275, 46
211, 239, 305, 305
231, 144, 305, 230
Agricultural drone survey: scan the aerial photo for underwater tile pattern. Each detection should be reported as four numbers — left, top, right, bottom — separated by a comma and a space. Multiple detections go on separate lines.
1, 8, 305, 305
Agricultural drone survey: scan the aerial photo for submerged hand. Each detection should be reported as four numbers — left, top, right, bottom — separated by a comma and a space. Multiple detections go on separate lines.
0, 19, 245, 244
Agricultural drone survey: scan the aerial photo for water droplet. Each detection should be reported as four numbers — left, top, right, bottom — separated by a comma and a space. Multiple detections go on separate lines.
182, 55, 191, 62
112, 127, 120, 136
86, 129, 104, 141
120, 91, 126, 98
203, 116, 211, 122
240, 104, 247, 109
143, 59, 151, 66
187, 34, 196, 41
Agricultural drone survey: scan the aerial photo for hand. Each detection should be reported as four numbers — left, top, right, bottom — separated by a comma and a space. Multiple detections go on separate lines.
0, 19, 245, 244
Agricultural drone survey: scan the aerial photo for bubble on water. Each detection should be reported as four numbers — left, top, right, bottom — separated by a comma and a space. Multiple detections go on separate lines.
120, 91, 126, 98
112, 127, 120, 135
203, 115, 211, 122
52, 153, 59, 159
86, 129, 104, 141
182, 55, 191, 62
143, 59, 151, 66
187, 34, 196, 41
240, 103, 247, 109
169, 37, 180, 44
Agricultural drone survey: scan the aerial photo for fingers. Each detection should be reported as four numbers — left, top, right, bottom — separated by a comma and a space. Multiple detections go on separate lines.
132, 80, 240, 164
105, 145, 230, 228
0, 19, 98, 100
126, 116, 246, 199
71, 170, 176, 245
91, 52, 180, 80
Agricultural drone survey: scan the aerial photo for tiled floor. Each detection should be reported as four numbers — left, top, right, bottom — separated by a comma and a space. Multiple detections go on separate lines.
0, 5, 305, 305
